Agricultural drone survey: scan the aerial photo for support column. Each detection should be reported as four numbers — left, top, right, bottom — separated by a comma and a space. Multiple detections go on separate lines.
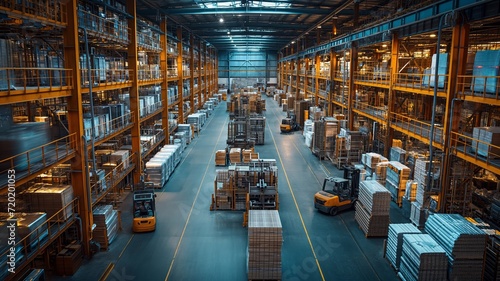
64, 0, 92, 257
315, 54, 321, 106
189, 33, 195, 110
440, 19, 470, 212
386, 33, 399, 156
177, 27, 184, 123
127, 0, 141, 185
348, 43, 358, 130
160, 18, 169, 142
329, 49, 337, 116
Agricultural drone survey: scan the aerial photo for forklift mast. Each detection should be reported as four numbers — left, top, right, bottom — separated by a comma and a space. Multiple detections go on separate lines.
343, 165, 360, 198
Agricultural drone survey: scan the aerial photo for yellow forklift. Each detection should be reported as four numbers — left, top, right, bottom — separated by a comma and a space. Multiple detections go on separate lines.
132, 186, 157, 232
314, 166, 360, 216
280, 110, 299, 133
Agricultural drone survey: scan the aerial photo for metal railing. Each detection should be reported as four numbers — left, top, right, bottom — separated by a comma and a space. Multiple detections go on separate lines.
354, 70, 391, 85
354, 101, 387, 120
390, 112, 444, 145
80, 68, 132, 87
84, 112, 134, 143
137, 68, 163, 81
0, 0, 67, 25
91, 152, 136, 206
138, 33, 162, 52
140, 100, 164, 120
456, 74, 500, 100
0, 197, 79, 280
392, 72, 448, 92
0, 67, 72, 94
141, 130, 166, 158
0, 133, 77, 187
77, 10, 129, 44
450, 132, 500, 164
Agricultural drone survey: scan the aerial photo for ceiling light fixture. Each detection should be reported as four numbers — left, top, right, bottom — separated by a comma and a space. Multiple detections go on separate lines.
227, 31, 230, 34
219, 17, 224, 23
429, 34, 436, 38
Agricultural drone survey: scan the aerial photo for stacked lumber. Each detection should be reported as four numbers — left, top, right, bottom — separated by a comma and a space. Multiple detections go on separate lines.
398, 234, 448, 281
412, 158, 439, 226
375, 162, 388, 186
93, 205, 119, 250
247, 210, 282, 280
385, 223, 421, 270
386, 161, 411, 206
229, 148, 242, 164
390, 146, 406, 163
355, 180, 391, 237
425, 214, 488, 281
362, 152, 388, 175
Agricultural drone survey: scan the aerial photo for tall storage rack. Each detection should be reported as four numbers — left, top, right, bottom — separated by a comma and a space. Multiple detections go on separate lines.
278, 0, 500, 219
0, 0, 218, 279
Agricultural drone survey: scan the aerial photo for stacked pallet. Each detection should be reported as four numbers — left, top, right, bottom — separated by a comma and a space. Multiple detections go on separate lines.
412, 158, 439, 227
22, 184, 74, 221
247, 210, 282, 280
242, 149, 253, 163
93, 205, 119, 250
398, 233, 448, 281
355, 180, 391, 237
386, 161, 411, 207
249, 116, 266, 145
390, 146, 406, 163
215, 150, 227, 166
229, 148, 242, 164
212, 170, 233, 210
385, 223, 421, 270
362, 152, 388, 176
425, 214, 488, 281
484, 237, 500, 281
313, 117, 338, 160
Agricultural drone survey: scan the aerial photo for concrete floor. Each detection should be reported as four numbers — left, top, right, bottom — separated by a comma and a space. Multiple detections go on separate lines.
51, 95, 409, 281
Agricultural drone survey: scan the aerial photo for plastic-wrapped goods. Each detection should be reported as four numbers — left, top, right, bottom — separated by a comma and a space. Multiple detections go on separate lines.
471, 50, 500, 94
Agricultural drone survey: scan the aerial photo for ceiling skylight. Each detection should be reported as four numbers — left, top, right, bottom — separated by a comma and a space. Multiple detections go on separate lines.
199, 1, 291, 9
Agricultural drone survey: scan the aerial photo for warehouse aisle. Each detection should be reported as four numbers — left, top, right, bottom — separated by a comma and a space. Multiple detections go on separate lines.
56, 95, 406, 281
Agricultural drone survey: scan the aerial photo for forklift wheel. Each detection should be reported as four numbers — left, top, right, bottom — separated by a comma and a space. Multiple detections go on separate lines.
329, 207, 338, 216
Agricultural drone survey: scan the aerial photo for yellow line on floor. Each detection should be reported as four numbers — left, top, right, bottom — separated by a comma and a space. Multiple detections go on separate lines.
269, 105, 326, 281
164, 114, 227, 281
118, 234, 134, 259
99, 262, 114, 281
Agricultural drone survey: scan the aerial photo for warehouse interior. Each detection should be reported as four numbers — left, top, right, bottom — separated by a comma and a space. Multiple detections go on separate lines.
1, 0, 500, 280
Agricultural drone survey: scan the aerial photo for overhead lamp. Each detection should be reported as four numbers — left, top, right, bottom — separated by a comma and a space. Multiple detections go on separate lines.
317, 25, 322, 29
219, 17, 224, 23
291, 41, 295, 44
429, 34, 436, 38
382, 44, 387, 48
227, 31, 230, 34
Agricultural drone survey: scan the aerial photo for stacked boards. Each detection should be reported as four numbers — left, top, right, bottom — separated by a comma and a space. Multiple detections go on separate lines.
247, 210, 282, 280
355, 180, 391, 237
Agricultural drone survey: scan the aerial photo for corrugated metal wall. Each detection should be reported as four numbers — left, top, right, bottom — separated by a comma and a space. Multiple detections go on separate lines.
218, 50, 277, 87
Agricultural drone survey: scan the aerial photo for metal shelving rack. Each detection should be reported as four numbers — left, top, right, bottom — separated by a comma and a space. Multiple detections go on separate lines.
0, 0, 218, 279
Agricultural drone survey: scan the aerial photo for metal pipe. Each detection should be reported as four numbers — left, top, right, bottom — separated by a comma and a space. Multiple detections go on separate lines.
428, 12, 453, 193
83, 28, 97, 174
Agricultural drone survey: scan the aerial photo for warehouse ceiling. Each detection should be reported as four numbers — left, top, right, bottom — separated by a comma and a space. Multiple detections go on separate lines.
137, 0, 409, 52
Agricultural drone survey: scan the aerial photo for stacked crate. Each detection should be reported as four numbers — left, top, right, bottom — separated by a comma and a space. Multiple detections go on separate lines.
229, 148, 242, 164
333, 131, 364, 168
215, 150, 227, 166
471, 127, 500, 158
93, 205, 119, 250
385, 223, 421, 270
22, 184, 74, 221
425, 214, 487, 281
355, 180, 391, 237
247, 210, 282, 280
110, 150, 130, 172
398, 234, 448, 281
385, 161, 411, 207
313, 117, 337, 160
212, 170, 233, 210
